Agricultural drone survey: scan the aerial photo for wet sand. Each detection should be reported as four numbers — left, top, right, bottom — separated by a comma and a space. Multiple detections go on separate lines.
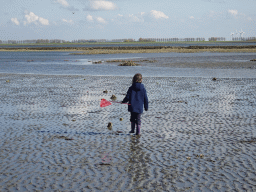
1, 74, 256, 191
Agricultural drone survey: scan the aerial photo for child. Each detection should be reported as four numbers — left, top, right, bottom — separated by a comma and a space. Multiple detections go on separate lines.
122, 73, 148, 135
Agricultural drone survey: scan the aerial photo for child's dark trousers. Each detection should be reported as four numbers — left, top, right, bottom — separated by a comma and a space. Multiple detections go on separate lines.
130, 112, 141, 135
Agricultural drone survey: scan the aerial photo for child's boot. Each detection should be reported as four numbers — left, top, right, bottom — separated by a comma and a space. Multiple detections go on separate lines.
129, 122, 135, 133
135, 124, 141, 135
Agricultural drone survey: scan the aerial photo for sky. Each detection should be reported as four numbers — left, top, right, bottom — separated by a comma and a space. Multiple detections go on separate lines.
1, 0, 256, 41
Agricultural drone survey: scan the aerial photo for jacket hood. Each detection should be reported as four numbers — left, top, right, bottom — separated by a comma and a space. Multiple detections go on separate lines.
132, 83, 144, 91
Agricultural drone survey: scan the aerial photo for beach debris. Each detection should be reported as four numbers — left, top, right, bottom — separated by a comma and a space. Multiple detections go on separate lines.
120, 118, 123, 121
55, 136, 73, 140
6, 80, 10, 83
110, 94, 117, 100
187, 157, 191, 160
116, 131, 123, 133
98, 163, 111, 165
84, 79, 86, 80
200, 154, 204, 158
107, 122, 113, 129
103, 90, 108, 93
92, 61, 102, 64
71, 119, 76, 122
250, 59, 256, 61
65, 138, 74, 140
118, 61, 139, 66
212, 77, 217, 81
63, 123, 69, 126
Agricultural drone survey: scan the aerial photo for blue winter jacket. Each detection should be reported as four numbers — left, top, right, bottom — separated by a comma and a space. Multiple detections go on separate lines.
122, 83, 148, 113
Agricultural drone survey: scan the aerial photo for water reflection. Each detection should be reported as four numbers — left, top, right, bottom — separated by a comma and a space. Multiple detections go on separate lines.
126, 136, 150, 186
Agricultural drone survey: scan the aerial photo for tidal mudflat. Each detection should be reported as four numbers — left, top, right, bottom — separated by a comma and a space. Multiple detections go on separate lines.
0, 74, 256, 191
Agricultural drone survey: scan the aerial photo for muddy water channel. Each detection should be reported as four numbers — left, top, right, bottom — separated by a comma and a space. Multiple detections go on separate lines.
1, 73, 256, 191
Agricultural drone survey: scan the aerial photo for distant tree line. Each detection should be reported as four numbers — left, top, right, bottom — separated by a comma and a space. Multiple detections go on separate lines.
208, 37, 226, 41
139, 37, 206, 42
232, 37, 256, 41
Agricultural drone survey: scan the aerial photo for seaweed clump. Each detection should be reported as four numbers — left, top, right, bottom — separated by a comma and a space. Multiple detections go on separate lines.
107, 122, 113, 130
118, 61, 139, 66
110, 95, 117, 100
93, 61, 102, 64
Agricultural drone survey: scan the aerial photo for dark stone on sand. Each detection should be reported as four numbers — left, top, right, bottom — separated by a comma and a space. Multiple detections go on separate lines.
103, 90, 108, 93
250, 59, 256, 61
107, 122, 112, 129
212, 77, 217, 81
110, 95, 117, 100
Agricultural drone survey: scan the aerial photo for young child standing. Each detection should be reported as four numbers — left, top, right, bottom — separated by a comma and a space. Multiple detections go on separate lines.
122, 73, 148, 135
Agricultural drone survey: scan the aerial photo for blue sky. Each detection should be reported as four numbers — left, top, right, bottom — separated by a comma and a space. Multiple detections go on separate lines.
1, 0, 255, 41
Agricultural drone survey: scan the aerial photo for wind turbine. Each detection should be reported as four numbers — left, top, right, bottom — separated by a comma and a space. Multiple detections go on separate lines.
240, 29, 245, 38
230, 32, 234, 40
235, 30, 239, 37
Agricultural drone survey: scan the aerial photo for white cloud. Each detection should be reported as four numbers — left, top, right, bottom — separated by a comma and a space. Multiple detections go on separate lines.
189, 16, 195, 19
39, 17, 49, 25
25, 12, 39, 23
11, 18, 19, 25
62, 19, 73, 24
56, 0, 69, 7
86, 15, 93, 22
24, 12, 49, 25
228, 9, 238, 16
150, 10, 169, 19
89, 0, 117, 11
96, 17, 106, 23
85, 15, 106, 24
